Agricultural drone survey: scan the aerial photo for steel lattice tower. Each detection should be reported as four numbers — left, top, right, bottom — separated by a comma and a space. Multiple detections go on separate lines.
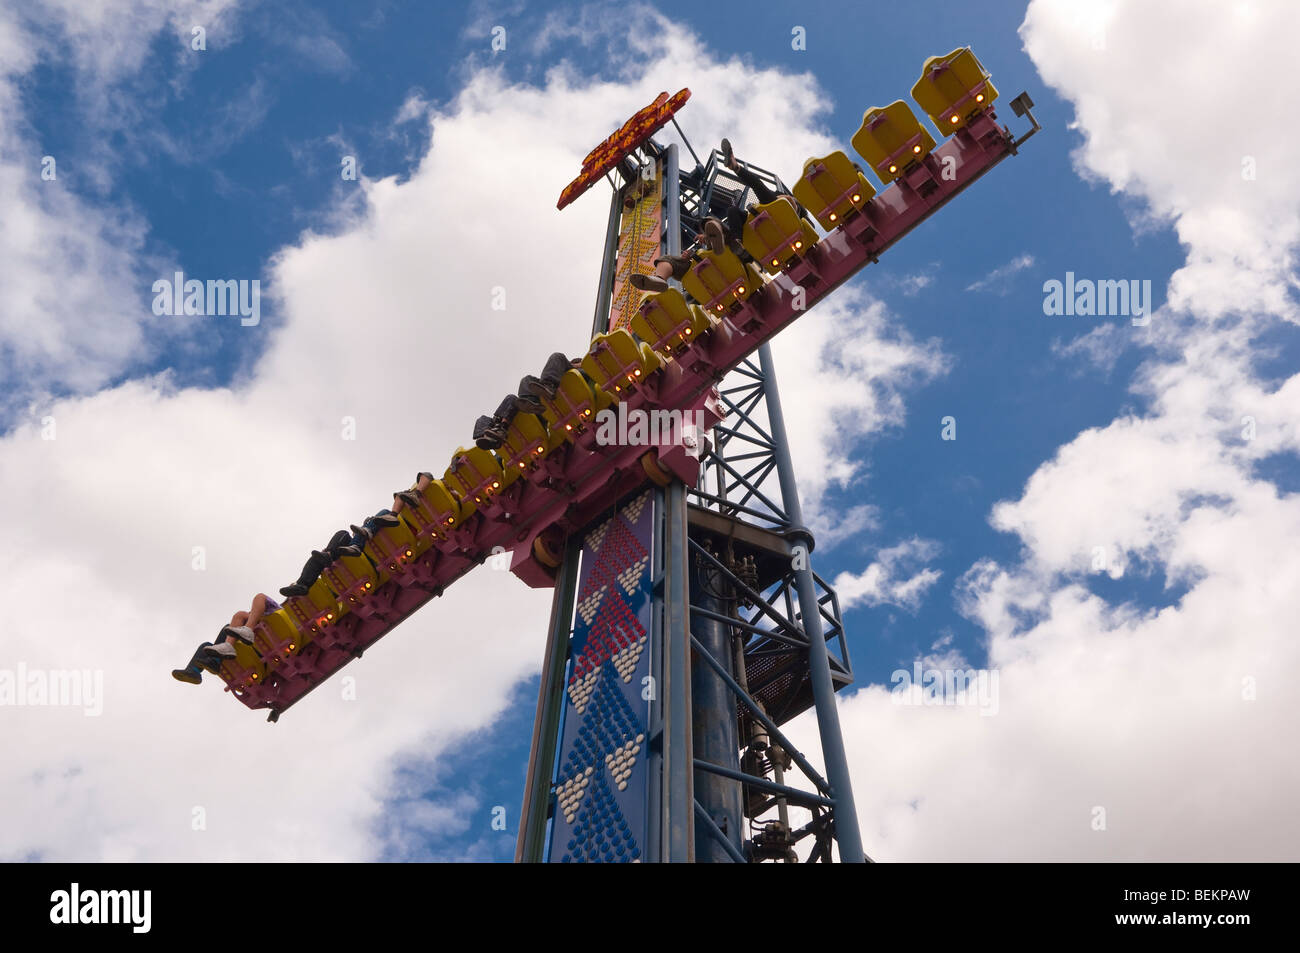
518, 139, 865, 863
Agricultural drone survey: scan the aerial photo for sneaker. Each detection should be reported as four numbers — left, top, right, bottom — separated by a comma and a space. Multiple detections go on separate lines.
703, 218, 726, 255
280, 583, 309, 598
172, 668, 202, 685
514, 393, 545, 415
720, 138, 734, 168
221, 625, 256, 645
373, 513, 401, 528
521, 375, 559, 402
204, 642, 238, 659
631, 273, 669, 293
334, 544, 362, 559
350, 523, 373, 542
475, 432, 504, 451
395, 490, 422, 509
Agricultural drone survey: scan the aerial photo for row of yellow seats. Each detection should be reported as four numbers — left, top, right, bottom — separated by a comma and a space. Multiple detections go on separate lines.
224, 329, 674, 690
849, 46, 999, 187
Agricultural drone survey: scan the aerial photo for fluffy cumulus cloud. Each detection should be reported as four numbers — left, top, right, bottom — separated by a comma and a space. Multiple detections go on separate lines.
0, 5, 944, 860
0, 0, 242, 413
832, 538, 943, 611
808, 0, 1300, 860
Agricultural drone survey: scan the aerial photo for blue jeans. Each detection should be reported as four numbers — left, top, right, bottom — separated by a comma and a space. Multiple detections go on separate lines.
352, 509, 394, 547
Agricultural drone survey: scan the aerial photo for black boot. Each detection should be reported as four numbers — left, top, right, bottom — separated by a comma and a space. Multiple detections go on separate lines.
472, 414, 496, 441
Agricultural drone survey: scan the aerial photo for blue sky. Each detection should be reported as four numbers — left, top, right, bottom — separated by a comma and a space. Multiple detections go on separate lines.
2, 0, 1297, 862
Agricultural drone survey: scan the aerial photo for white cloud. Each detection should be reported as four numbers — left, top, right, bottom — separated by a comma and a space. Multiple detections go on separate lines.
767, 289, 949, 513
0, 0, 245, 413
803, 0, 1300, 861
0, 6, 948, 860
394, 91, 433, 125
964, 252, 1035, 294
833, 538, 943, 611
1050, 322, 1128, 372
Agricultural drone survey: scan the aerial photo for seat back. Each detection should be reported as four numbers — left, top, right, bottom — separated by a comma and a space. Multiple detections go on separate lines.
220, 640, 267, 695
255, 608, 306, 665
499, 412, 560, 485
741, 198, 820, 275
631, 288, 713, 359
582, 329, 663, 399
681, 249, 762, 316
363, 513, 420, 576
443, 446, 506, 514
911, 47, 998, 133
541, 369, 612, 442
398, 478, 463, 542
851, 101, 936, 185
792, 151, 876, 232
281, 583, 340, 639
321, 551, 380, 609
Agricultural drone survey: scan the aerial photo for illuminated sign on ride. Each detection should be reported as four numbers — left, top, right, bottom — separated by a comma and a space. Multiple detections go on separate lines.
556, 88, 691, 210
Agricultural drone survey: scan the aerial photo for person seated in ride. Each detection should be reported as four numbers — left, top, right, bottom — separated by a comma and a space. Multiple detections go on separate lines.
473, 394, 525, 451
629, 247, 701, 294
170, 592, 279, 685
388, 471, 435, 519
279, 529, 365, 599
696, 138, 814, 261
348, 473, 435, 539
278, 494, 422, 599
473, 354, 582, 450
717, 137, 813, 225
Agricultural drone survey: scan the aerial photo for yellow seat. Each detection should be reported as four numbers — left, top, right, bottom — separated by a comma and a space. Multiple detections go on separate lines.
741, 198, 820, 276
631, 288, 712, 359
280, 580, 342, 639
321, 551, 381, 608
541, 368, 612, 443
254, 607, 309, 665
681, 249, 763, 316
363, 513, 421, 576
582, 329, 663, 399
499, 412, 561, 485
397, 478, 463, 541
792, 151, 876, 232
851, 101, 935, 185
911, 47, 998, 134
443, 446, 506, 516
220, 640, 267, 695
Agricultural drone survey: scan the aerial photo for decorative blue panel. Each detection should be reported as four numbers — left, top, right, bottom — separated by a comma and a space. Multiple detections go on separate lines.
548, 489, 654, 862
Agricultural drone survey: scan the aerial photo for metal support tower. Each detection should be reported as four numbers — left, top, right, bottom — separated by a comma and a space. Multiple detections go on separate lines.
519, 139, 865, 862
